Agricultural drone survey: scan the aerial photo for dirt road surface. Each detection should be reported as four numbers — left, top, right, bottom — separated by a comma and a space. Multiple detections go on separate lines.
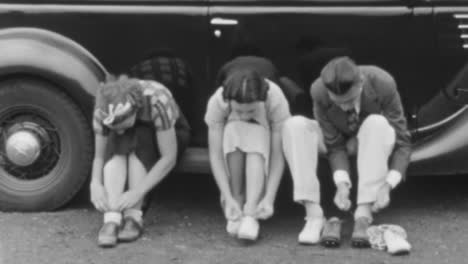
1, 173, 467, 264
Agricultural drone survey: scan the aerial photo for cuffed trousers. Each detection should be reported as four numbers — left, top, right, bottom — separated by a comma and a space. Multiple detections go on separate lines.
282, 114, 395, 205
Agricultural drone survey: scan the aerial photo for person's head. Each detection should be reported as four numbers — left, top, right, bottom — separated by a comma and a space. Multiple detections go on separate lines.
94, 75, 143, 134
222, 69, 269, 121
321, 56, 363, 111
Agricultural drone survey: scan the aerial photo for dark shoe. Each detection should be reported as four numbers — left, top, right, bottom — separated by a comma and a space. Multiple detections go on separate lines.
351, 217, 371, 248
320, 217, 342, 248
98, 222, 119, 248
118, 217, 143, 242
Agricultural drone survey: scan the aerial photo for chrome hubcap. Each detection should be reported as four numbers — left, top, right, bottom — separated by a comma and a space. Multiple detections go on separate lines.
5, 130, 41, 166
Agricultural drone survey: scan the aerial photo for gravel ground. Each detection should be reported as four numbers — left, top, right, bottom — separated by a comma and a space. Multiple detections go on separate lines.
1, 173, 467, 264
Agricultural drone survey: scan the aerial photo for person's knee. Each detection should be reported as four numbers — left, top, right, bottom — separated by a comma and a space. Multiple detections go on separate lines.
358, 114, 391, 138
282, 116, 315, 137
103, 155, 127, 173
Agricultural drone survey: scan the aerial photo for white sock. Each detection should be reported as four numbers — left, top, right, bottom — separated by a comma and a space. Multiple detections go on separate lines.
354, 205, 373, 223
124, 209, 143, 225
304, 202, 324, 219
103, 212, 122, 225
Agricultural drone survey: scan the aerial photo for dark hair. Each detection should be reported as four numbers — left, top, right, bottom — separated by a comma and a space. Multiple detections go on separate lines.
321, 56, 360, 95
94, 75, 143, 123
222, 70, 269, 103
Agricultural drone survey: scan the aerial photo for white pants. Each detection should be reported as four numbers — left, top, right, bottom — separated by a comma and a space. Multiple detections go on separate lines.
282, 115, 395, 205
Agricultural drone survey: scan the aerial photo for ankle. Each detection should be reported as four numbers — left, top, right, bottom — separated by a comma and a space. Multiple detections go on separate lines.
304, 202, 324, 219
123, 208, 143, 225
354, 204, 373, 222
103, 211, 122, 225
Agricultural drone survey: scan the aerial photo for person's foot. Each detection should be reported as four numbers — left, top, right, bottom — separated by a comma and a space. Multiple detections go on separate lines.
298, 217, 325, 244
237, 216, 259, 241
226, 219, 241, 237
117, 217, 143, 242
384, 229, 411, 255
98, 222, 119, 248
320, 217, 342, 248
351, 217, 371, 248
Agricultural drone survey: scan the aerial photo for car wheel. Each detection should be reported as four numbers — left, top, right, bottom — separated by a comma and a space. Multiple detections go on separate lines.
128, 55, 192, 103
0, 77, 93, 211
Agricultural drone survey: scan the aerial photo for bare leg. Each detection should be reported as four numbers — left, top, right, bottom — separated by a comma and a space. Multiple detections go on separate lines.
127, 153, 148, 211
103, 154, 127, 214
243, 153, 265, 216
226, 149, 246, 207
98, 154, 127, 247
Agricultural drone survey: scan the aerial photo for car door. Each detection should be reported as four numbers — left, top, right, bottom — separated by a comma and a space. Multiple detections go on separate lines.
207, 0, 437, 127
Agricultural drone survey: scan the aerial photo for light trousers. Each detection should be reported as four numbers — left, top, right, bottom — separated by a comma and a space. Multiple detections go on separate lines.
282, 115, 395, 205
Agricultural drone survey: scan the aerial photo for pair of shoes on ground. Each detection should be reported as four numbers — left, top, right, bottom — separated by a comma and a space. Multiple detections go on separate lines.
226, 215, 260, 241
98, 217, 143, 248
367, 224, 411, 255
320, 216, 372, 248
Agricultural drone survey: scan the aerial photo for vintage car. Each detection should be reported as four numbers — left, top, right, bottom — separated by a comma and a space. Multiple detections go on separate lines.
0, 0, 467, 211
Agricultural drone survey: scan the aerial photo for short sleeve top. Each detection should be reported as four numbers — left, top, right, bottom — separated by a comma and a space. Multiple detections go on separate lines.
93, 80, 180, 135
204, 79, 291, 132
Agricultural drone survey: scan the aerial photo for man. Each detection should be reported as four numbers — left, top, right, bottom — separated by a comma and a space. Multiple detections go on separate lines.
282, 56, 411, 247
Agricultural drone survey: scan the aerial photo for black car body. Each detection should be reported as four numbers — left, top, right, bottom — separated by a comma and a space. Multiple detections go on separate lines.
0, 0, 467, 210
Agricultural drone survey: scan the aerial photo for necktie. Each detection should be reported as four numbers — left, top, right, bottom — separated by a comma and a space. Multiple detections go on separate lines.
346, 109, 359, 133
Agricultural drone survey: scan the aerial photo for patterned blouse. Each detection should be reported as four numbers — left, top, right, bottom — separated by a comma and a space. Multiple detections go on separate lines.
93, 80, 180, 135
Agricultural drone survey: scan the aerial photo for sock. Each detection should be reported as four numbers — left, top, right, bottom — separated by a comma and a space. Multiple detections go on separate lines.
124, 208, 143, 225
354, 204, 373, 223
103, 211, 122, 225
304, 202, 324, 220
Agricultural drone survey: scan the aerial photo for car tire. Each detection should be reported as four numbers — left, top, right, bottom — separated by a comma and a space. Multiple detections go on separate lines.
0, 77, 93, 211
128, 54, 193, 103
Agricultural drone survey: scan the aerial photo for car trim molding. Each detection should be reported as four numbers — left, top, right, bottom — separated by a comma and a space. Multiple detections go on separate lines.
210, 6, 411, 15
0, 4, 207, 15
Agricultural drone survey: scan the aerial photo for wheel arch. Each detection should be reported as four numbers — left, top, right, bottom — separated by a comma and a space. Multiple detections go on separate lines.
0, 27, 108, 117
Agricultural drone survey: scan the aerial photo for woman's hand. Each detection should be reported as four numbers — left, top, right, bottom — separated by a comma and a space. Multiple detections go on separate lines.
90, 181, 109, 212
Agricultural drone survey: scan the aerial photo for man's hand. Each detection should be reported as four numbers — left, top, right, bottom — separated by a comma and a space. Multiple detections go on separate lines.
334, 182, 351, 211
117, 190, 145, 211
372, 182, 392, 213
224, 197, 242, 221
255, 198, 274, 220
90, 181, 109, 212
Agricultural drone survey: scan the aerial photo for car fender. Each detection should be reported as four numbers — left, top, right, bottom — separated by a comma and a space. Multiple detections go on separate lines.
0, 27, 108, 114
410, 106, 468, 174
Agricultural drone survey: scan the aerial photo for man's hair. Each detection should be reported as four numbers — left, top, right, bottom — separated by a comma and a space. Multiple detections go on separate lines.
94, 75, 143, 124
321, 56, 360, 95
222, 69, 269, 103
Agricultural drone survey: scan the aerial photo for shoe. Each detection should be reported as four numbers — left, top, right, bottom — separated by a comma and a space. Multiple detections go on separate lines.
320, 217, 342, 248
118, 217, 143, 242
384, 229, 411, 255
98, 222, 119, 248
237, 216, 259, 241
351, 217, 371, 248
226, 219, 241, 237
298, 217, 325, 244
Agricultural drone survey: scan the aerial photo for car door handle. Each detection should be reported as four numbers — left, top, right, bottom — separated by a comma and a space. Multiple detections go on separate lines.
210, 17, 238, 26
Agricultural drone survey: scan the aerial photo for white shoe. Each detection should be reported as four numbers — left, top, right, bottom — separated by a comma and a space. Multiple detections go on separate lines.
384, 229, 411, 255
298, 217, 325, 244
237, 216, 260, 241
226, 220, 241, 237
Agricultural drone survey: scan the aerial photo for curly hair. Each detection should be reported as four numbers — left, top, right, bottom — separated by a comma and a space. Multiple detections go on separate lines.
94, 75, 143, 124
222, 69, 269, 103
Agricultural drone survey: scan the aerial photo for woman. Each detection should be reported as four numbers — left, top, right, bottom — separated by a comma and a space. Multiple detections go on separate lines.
205, 59, 291, 241
90, 75, 190, 247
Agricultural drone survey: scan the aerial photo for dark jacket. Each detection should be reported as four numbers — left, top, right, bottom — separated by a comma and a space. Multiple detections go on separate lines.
311, 65, 412, 178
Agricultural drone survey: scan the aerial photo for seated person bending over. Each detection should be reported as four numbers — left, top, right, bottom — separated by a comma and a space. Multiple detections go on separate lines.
282, 56, 411, 247
205, 63, 291, 241
90, 75, 190, 248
